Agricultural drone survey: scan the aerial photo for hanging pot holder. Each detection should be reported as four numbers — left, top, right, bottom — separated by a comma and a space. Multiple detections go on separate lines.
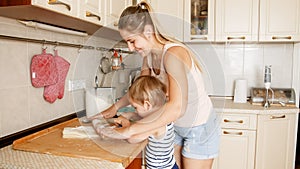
44, 49, 70, 103
30, 48, 58, 87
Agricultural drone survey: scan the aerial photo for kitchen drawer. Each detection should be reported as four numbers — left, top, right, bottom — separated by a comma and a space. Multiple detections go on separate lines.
218, 113, 257, 130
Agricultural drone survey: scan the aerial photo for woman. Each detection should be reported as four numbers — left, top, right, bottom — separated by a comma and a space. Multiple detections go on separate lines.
92, 2, 220, 169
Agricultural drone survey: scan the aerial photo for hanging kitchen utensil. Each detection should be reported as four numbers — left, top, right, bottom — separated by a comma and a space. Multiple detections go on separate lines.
99, 53, 112, 87
111, 50, 122, 70
30, 47, 58, 87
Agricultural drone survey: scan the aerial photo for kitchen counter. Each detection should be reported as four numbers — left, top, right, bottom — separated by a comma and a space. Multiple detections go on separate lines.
211, 97, 299, 114
0, 118, 147, 169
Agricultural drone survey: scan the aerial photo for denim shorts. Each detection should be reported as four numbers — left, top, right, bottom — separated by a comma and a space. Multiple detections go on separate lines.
174, 110, 220, 160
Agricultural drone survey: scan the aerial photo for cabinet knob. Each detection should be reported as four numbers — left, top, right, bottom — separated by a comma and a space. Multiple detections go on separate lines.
48, 0, 71, 11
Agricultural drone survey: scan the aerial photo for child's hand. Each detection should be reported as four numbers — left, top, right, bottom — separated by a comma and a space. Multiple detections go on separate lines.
114, 116, 131, 127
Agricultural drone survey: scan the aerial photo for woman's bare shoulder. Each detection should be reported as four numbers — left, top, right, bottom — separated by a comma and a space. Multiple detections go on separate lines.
165, 45, 191, 67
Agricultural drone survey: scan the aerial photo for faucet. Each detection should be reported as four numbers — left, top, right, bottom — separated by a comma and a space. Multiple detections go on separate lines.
263, 88, 270, 108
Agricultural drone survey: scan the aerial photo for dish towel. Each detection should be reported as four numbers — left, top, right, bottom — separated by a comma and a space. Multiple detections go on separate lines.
44, 50, 70, 103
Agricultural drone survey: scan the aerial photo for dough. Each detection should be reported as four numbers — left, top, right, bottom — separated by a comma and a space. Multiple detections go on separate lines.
62, 126, 99, 139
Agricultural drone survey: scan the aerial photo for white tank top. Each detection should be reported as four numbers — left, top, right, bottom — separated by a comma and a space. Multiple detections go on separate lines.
147, 43, 213, 127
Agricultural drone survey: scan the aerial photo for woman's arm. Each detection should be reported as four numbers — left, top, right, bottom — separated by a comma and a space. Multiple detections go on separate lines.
116, 47, 190, 138
89, 93, 130, 119
127, 126, 164, 144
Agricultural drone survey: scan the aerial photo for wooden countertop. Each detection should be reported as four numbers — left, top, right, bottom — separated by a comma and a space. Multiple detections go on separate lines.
0, 118, 147, 169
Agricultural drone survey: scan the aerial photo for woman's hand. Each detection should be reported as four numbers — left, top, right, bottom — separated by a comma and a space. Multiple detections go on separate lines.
101, 105, 118, 118
89, 104, 118, 120
100, 126, 131, 140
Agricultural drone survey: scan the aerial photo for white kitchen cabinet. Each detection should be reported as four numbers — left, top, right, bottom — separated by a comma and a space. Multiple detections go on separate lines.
255, 113, 298, 169
215, 0, 259, 42
105, 0, 132, 30
183, 0, 215, 42
143, 0, 184, 41
213, 113, 257, 169
259, 0, 300, 42
32, 0, 77, 16
78, 1, 105, 26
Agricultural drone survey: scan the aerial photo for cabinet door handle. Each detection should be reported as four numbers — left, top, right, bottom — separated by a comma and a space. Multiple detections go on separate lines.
270, 115, 286, 119
224, 119, 243, 123
227, 36, 246, 40
113, 21, 118, 27
48, 0, 71, 11
191, 37, 208, 40
223, 131, 243, 135
272, 36, 292, 40
86, 11, 101, 21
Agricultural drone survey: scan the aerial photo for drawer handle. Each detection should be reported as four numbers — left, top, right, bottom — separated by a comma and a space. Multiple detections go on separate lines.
272, 36, 292, 40
227, 36, 246, 40
86, 11, 101, 21
48, 0, 71, 11
270, 115, 286, 119
191, 37, 208, 40
224, 119, 243, 123
223, 131, 243, 135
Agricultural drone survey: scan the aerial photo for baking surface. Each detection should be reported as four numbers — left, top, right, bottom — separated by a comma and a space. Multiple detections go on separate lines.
12, 118, 147, 168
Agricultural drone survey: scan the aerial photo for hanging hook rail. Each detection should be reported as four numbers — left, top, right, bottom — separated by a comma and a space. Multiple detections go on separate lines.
0, 34, 133, 53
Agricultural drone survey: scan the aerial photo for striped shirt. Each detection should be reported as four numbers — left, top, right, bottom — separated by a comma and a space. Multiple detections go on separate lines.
145, 123, 176, 169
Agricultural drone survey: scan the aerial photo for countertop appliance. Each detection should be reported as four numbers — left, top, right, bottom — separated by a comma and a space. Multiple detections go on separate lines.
250, 88, 296, 106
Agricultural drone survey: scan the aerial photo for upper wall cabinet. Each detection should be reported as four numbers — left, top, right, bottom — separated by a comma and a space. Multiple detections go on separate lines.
0, 0, 101, 35
32, 0, 77, 16
143, 0, 184, 42
78, 1, 105, 26
184, 0, 215, 42
259, 0, 300, 42
215, 0, 259, 42
105, 0, 132, 30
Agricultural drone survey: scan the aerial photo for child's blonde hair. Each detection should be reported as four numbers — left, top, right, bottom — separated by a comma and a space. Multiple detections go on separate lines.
128, 75, 167, 108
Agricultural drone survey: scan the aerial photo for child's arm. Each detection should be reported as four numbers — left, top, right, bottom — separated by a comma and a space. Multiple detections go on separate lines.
114, 112, 142, 127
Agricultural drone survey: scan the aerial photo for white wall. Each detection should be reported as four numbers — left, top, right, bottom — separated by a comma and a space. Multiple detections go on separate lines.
187, 42, 295, 97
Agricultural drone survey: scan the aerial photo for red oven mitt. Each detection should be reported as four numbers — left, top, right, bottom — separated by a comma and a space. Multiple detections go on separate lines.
44, 50, 70, 103
30, 49, 58, 87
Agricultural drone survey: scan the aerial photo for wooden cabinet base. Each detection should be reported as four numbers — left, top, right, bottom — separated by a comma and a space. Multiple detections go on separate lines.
126, 153, 142, 169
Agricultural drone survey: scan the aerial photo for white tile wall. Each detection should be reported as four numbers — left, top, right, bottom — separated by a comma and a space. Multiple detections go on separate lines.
187, 42, 294, 96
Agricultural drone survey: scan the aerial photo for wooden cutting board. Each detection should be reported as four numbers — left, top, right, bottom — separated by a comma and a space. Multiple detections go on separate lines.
12, 118, 147, 168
